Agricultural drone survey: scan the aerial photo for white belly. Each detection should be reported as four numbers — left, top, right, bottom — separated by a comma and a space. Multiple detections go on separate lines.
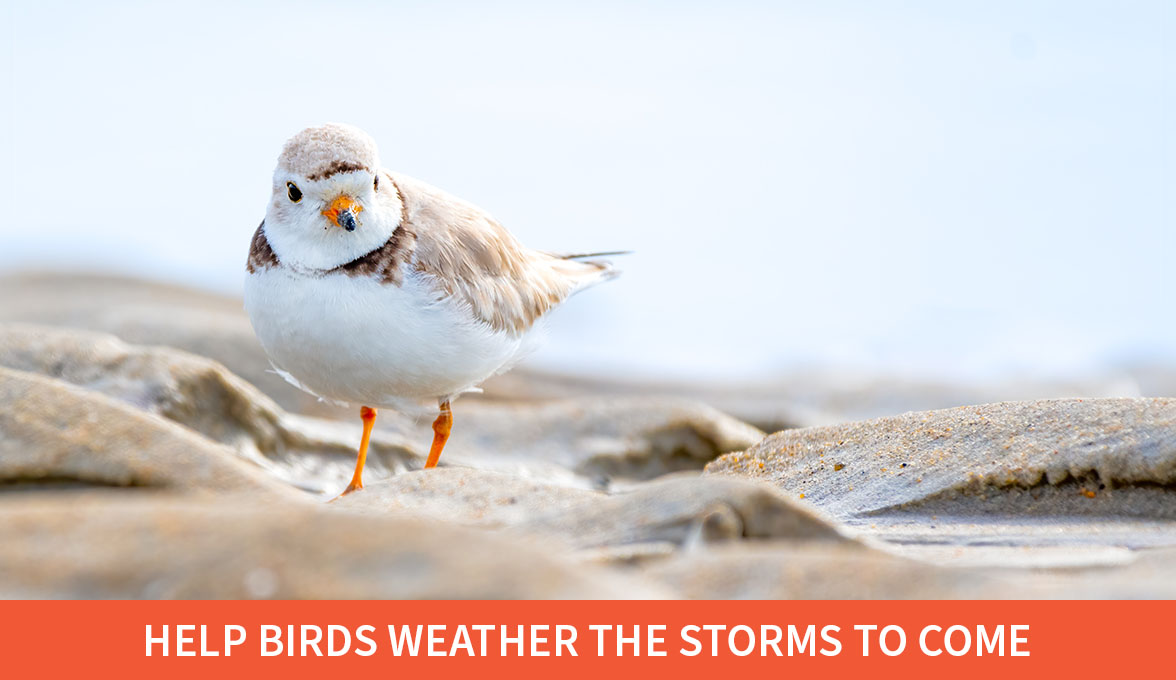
244, 266, 532, 410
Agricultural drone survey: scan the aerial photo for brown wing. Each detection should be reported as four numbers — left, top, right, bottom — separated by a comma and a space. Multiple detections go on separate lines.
389, 172, 613, 335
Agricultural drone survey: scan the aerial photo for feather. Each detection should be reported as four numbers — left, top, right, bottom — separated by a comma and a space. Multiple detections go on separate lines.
393, 172, 622, 335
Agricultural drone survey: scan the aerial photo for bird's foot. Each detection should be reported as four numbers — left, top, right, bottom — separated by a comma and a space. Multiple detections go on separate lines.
329, 481, 362, 502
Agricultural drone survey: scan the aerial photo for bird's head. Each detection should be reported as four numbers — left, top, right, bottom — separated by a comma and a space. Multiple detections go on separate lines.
262, 123, 403, 270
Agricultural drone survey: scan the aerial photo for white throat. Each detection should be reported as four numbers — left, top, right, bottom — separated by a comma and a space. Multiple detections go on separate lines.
263, 171, 402, 271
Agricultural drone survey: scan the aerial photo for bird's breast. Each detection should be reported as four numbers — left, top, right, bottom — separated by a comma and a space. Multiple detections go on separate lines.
243, 265, 531, 407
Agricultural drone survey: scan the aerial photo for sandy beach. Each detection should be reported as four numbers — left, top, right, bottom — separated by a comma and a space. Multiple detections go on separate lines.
0, 272, 1172, 599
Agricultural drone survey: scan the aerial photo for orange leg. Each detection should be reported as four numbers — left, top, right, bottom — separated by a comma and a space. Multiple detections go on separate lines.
339, 405, 377, 496
424, 400, 452, 469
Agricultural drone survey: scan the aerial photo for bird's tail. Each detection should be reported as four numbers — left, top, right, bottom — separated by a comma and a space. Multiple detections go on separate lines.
550, 250, 630, 295
558, 250, 634, 260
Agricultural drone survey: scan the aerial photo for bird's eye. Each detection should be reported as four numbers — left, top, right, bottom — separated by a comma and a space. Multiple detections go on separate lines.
373, 175, 379, 191
286, 182, 302, 203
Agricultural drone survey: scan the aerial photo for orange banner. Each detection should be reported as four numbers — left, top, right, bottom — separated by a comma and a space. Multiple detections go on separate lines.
0, 601, 1167, 678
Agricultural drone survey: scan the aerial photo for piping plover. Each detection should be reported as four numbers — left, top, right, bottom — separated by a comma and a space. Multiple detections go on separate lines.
244, 123, 619, 496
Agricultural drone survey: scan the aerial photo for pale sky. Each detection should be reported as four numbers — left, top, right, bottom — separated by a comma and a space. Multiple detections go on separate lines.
0, 1, 1171, 381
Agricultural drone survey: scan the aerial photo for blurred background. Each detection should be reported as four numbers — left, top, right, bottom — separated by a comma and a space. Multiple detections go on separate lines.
0, 0, 1172, 388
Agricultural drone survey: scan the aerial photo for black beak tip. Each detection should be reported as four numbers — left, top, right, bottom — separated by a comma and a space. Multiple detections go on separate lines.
339, 211, 358, 232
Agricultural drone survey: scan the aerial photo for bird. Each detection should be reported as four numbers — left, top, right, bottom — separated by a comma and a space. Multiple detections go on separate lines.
243, 123, 620, 496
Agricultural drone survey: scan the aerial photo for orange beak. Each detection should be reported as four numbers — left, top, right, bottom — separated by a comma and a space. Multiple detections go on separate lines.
322, 195, 363, 231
